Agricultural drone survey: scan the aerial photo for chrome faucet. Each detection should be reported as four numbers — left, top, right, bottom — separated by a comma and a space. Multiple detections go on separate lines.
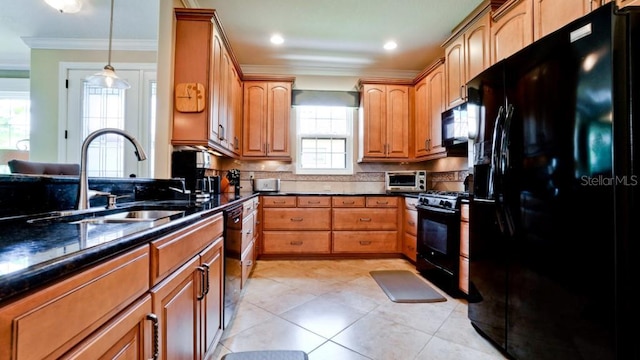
76, 128, 147, 210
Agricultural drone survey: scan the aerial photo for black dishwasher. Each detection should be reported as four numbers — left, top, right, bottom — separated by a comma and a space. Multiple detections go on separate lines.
223, 203, 243, 329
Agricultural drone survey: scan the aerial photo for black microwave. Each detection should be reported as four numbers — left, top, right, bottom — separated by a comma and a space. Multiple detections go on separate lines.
441, 103, 470, 147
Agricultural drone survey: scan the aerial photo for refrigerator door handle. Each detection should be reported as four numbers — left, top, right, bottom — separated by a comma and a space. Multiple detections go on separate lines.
488, 106, 505, 199
499, 104, 516, 237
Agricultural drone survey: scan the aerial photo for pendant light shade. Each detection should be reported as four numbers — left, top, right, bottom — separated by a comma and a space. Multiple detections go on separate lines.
45, 0, 82, 13
85, 0, 131, 90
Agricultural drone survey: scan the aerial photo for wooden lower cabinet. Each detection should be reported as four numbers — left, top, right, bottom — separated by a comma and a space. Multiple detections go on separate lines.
0, 246, 150, 360
402, 197, 418, 262
149, 213, 224, 360
332, 196, 400, 254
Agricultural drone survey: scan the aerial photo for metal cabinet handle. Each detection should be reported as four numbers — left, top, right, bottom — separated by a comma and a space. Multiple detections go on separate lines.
146, 313, 159, 360
408, 220, 415, 226
273, 200, 286, 204
290, 217, 304, 222
202, 263, 210, 295
290, 241, 303, 245
359, 217, 372, 222
376, 200, 388, 205
196, 266, 206, 300
342, 200, 355, 205
307, 200, 320, 204
359, 241, 372, 245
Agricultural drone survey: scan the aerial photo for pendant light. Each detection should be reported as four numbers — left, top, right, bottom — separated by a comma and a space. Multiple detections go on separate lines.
86, 0, 131, 89
45, 0, 82, 13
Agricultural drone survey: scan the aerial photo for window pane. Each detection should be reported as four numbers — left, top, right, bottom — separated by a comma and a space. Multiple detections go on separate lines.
296, 105, 352, 174
0, 98, 30, 150
83, 85, 126, 177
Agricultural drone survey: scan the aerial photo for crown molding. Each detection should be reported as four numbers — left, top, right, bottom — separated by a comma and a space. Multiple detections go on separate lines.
240, 64, 419, 79
20, 37, 157, 52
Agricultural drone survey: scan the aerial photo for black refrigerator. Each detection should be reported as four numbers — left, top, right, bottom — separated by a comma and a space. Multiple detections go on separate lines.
467, 3, 638, 359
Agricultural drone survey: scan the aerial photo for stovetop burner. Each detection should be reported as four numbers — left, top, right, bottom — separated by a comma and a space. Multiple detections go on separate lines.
418, 190, 468, 209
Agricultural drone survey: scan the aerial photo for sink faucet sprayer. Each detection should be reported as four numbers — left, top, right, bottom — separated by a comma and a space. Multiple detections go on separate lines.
76, 128, 147, 210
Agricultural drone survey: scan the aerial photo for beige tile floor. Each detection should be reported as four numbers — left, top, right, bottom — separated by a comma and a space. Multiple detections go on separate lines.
210, 258, 508, 360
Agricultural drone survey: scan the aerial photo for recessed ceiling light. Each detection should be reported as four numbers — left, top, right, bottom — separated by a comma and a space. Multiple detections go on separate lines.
270, 34, 284, 45
384, 41, 397, 50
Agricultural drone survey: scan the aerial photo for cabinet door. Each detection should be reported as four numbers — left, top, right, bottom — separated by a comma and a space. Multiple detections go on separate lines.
230, 66, 243, 153
210, 30, 223, 144
200, 239, 224, 357
172, 9, 214, 145
414, 78, 430, 158
533, 0, 592, 40
151, 256, 201, 360
243, 82, 268, 156
61, 295, 154, 360
267, 82, 291, 158
465, 13, 491, 84
445, 36, 465, 109
427, 65, 446, 155
360, 84, 387, 158
386, 85, 410, 158
491, 0, 533, 64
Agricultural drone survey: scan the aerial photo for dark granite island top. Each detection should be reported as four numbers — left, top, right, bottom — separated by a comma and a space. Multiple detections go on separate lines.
0, 192, 257, 305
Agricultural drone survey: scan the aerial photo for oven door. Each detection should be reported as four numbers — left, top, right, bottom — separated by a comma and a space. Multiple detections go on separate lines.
416, 205, 461, 289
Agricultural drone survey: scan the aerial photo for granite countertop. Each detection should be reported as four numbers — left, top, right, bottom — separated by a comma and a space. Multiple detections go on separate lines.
0, 192, 257, 305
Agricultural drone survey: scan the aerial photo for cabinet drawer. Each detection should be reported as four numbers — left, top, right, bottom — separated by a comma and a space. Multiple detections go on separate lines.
0, 246, 150, 360
332, 208, 398, 230
404, 197, 419, 210
333, 231, 398, 253
243, 199, 256, 217
460, 220, 469, 257
241, 241, 255, 288
297, 196, 331, 207
150, 213, 223, 285
263, 231, 331, 254
404, 208, 417, 235
262, 196, 296, 207
366, 196, 398, 207
459, 256, 469, 294
263, 208, 331, 230
461, 203, 469, 221
241, 212, 255, 254
332, 196, 365, 207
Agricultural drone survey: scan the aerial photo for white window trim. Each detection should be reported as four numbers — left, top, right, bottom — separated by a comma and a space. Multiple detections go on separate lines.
294, 106, 355, 175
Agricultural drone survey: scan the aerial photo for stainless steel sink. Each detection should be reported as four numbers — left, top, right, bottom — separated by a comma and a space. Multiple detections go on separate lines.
26, 207, 187, 225
69, 210, 185, 224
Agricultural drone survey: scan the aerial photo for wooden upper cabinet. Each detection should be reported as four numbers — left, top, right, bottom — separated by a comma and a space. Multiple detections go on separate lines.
444, 8, 491, 109
172, 9, 214, 147
490, 0, 534, 64
242, 80, 292, 160
414, 60, 446, 159
533, 0, 594, 41
172, 9, 241, 158
358, 83, 410, 161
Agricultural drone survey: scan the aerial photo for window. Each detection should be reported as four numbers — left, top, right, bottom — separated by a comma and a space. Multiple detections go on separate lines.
296, 105, 353, 175
0, 79, 30, 174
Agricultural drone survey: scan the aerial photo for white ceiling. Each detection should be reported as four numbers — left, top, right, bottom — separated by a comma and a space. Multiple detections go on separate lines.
1, 0, 485, 78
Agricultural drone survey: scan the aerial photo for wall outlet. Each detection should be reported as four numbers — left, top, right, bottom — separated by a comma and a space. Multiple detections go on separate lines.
249, 172, 255, 179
